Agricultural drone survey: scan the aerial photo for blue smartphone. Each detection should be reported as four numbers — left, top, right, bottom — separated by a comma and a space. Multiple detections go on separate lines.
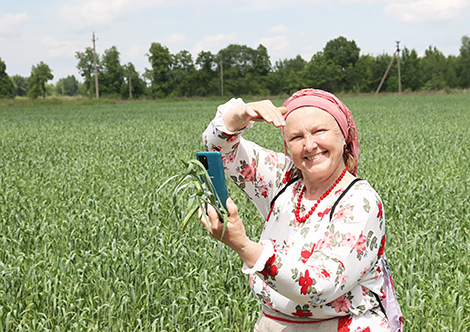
196, 151, 229, 214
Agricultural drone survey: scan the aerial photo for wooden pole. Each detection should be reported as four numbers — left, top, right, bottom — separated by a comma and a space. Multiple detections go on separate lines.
129, 72, 132, 99
92, 32, 99, 99
375, 51, 397, 96
219, 60, 224, 97
396, 41, 402, 94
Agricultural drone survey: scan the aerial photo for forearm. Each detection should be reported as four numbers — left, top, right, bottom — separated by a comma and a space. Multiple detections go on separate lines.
223, 103, 253, 132
232, 239, 264, 269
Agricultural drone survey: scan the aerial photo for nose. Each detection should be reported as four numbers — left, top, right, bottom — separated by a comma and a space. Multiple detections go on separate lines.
304, 135, 317, 152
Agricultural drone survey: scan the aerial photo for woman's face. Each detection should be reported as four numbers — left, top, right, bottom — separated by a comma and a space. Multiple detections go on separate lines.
284, 107, 346, 181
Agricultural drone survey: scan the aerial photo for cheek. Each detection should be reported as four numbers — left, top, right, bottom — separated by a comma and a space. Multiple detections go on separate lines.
287, 141, 302, 155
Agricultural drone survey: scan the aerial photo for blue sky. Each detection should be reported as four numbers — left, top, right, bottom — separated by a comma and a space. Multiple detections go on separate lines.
1, 0, 469, 83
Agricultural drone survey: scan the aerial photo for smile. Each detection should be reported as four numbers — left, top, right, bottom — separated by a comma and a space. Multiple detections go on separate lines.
305, 151, 327, 161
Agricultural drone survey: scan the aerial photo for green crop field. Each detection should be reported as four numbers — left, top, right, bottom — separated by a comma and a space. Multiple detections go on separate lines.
1, 94, 469, 331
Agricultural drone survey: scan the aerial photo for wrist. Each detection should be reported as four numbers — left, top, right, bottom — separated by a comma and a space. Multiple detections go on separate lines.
223, 104, 250, 132
234, 239, 263, 269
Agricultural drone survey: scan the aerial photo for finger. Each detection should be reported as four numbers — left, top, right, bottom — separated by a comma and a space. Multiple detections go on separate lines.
278, 106, 289, 116
246, 102, 286, 127
226, 197, 239, 220
246, 105, 272, 123
206, 204, 223, 232
199, 208, 212, 233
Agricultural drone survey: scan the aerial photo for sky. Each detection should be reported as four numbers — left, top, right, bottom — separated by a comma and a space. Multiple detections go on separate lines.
1, 0, 469, 83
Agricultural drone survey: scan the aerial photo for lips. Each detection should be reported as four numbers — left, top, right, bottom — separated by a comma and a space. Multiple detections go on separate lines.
305, 151, 327, 161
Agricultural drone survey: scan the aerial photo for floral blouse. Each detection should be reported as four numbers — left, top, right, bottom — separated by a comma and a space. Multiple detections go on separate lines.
202, 98, 386, 322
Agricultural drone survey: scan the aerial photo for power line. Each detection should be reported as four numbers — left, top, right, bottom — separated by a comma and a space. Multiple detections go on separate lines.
375, 41, 402, 95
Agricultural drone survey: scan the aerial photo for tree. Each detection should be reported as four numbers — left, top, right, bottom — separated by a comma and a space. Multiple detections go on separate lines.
0, 58, 15, 98
323, 36, 360, 71
56, 75, 79, 96
349, 54, 376, 93
373, 53, 396, 92
400, 48, 422, 91
304, 52, 343, 92
28, 61, 53, 99
217, 44, 270, 95
123, 63, 146, 99
76, 47, 98, 97
420, 46, 447, 90
171, 50, 196, 97
194, 51, 218, 96
458, 35, 470, 88
269, 55, 306, 95
252, 44, 271, 95
100, 46, 124, 97
11, 75, 28, 97
323, 36, 360, 91
146, 42, 173, 98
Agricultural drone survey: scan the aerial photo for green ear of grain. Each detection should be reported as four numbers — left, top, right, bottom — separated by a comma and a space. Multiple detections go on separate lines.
163, 157, 228, 241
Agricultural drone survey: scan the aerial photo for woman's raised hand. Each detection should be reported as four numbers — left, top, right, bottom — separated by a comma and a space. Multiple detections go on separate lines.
223, 100, 288, 132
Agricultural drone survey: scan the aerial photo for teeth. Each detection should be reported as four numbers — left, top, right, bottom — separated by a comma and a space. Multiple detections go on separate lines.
305, 151, 326, 161
306, 154, 321, 161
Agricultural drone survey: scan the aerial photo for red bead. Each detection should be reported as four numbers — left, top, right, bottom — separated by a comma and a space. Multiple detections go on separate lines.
295, 166, 347, 223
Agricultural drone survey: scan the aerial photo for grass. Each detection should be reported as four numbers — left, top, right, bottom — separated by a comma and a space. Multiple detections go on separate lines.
0, 93, 469, 331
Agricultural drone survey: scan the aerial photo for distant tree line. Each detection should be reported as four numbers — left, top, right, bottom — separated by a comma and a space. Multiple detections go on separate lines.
1, 35, 470, 99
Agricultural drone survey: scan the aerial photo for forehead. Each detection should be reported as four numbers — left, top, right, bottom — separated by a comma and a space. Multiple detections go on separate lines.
285, 107, 338, 131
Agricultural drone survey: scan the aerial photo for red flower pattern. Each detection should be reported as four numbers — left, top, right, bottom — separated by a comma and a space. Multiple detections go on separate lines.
338, 315, 353, 332
299, 270, 313, 295
291, 308, 313, 317
331, 295, 352, 313
300, 244, 315, 263
354, 233, 367, 254
282, 170, 292, 184
377, 201, 384, 219
260, 254, 278, 278
240, 160, 256, 182
317, 207, 331, 220
378, 235, 386, 257
320, 269, 331, 278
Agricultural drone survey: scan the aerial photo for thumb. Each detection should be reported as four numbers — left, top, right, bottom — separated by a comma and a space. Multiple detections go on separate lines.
226, 197, 239, 218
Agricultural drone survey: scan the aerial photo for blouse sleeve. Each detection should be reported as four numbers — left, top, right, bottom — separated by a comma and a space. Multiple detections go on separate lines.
202, 98, 295, 219
251, 184, 385, 307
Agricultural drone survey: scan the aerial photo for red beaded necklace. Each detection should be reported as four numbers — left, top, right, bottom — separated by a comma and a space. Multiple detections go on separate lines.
295, 165, 348, 223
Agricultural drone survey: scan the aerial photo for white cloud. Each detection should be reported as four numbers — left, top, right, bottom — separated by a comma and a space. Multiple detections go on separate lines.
191, 33, 237, 56
258, 35, 291, 59
58, 0, 169, 31
341, 0, 379, 3
41, 37, 79, 58
268, 24, 288, 34
166, 33, 187, 45
0, 12, 30, 38
384, 0, 470, 23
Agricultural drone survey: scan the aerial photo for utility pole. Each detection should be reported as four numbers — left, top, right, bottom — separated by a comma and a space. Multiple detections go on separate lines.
92, 32, 99, 99
219, 60, 224, 97
396, 41, 402, 94
375, 41, 402, 95
129, 71, 132, 99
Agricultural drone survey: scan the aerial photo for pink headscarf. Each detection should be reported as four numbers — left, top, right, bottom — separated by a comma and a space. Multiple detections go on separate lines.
281, 89, 360, 176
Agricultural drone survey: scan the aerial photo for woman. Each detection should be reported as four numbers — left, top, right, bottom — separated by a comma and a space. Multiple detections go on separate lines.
199, 89, 394, 331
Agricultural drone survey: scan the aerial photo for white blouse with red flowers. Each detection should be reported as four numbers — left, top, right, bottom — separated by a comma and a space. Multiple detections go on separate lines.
202, 98, 388, 326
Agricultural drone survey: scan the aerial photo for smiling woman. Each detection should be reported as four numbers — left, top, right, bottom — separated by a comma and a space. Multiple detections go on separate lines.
200, 89, 403, 332
283, 107, 348, 197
